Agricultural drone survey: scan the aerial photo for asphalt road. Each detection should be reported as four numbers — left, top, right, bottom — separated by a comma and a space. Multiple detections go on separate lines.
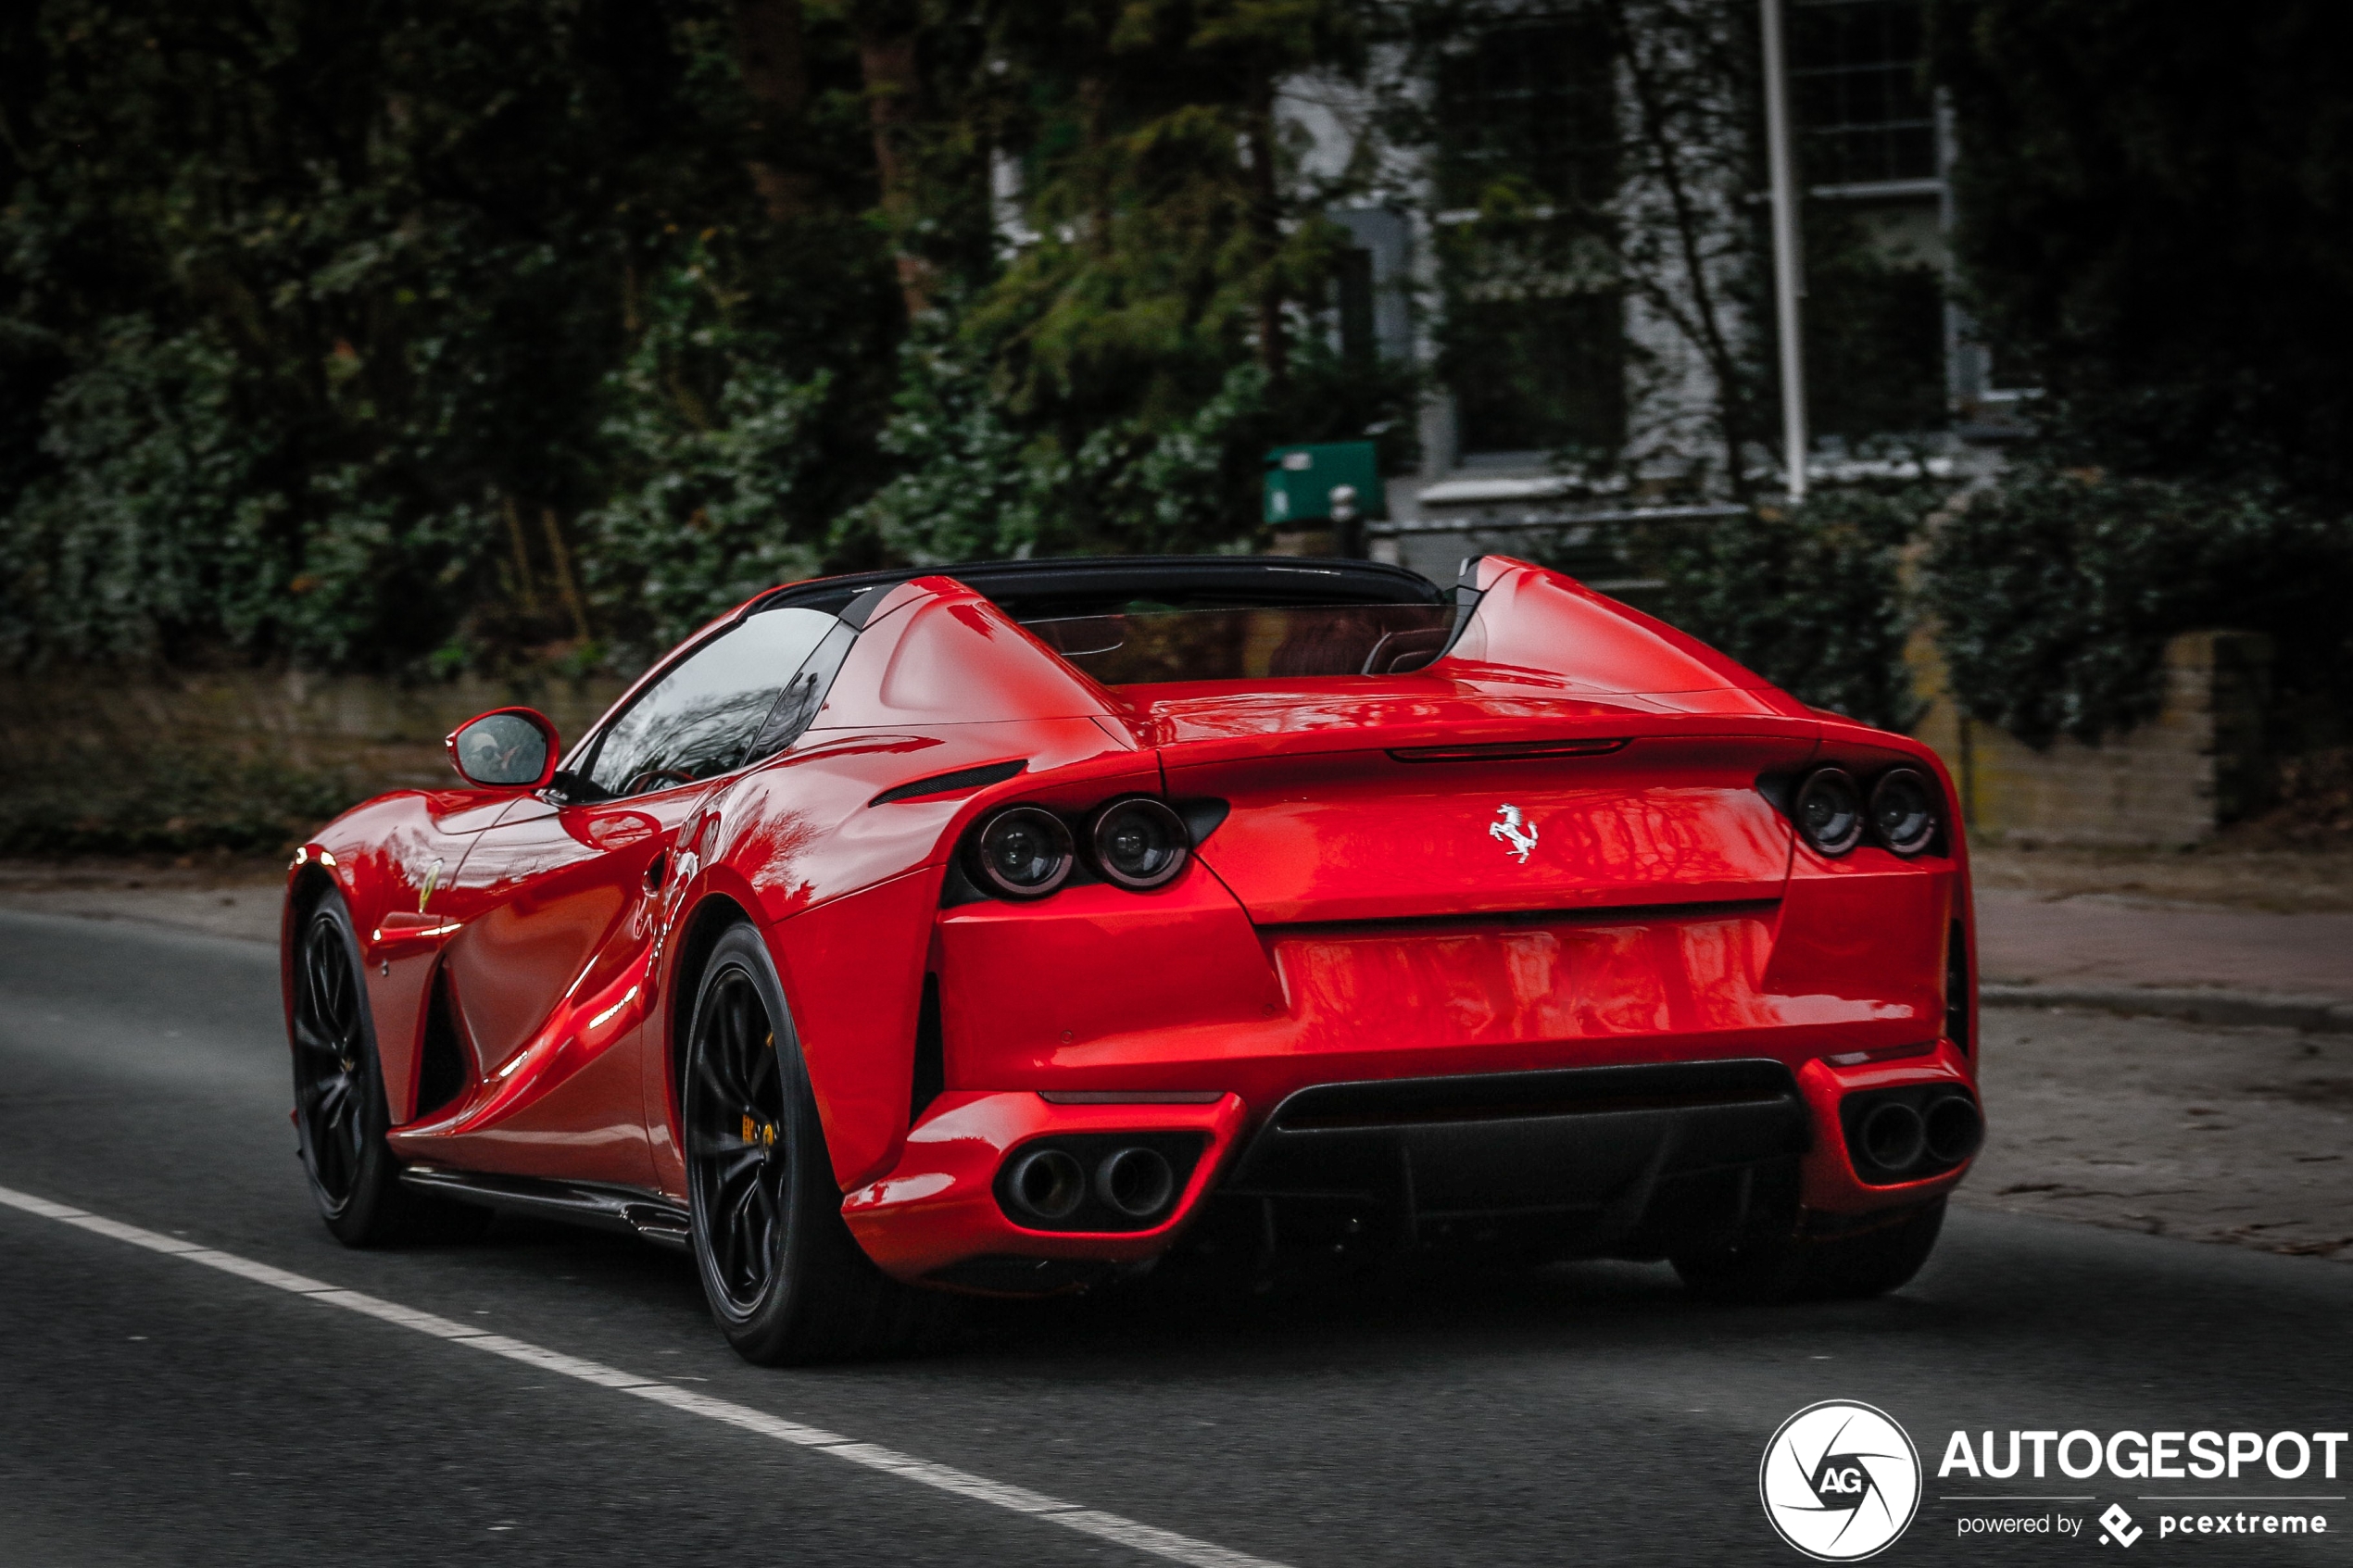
3, 908, 2347, 1567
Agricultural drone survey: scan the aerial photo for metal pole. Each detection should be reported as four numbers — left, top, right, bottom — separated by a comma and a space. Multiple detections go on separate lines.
1760, 0, 1807, 500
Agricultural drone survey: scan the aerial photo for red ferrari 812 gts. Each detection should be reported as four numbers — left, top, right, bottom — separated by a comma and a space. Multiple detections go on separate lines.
282, 554, 1981, 1361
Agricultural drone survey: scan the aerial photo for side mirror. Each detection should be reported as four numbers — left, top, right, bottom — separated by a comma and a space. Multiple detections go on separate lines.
446, 708, 560, 790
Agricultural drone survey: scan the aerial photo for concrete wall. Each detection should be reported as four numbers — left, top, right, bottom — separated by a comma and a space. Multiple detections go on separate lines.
1910, 630, 2273, 848
0, 629, 2271, 849
0, 669, 633, 793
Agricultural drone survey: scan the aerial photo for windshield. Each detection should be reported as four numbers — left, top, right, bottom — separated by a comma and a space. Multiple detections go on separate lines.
1022, 603, 1457, 686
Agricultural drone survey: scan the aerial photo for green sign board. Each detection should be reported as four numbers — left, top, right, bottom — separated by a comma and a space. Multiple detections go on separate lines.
1263, 441, 1387, 526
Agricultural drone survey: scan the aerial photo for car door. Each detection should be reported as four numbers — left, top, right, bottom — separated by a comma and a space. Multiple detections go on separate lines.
431, 605, 842, 1184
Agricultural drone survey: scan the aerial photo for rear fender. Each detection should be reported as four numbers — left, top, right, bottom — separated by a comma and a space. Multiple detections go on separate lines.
762, 868, 944, 1192
700, 716, 1156, 1194
806, 575, 1121, 733
1440, 557, 1776, 696
935, 862, 1284, 1092
1774, 723, 1974, 1059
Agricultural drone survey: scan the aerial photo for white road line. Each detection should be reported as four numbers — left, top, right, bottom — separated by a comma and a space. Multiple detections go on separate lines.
0, 1182, 1288, 1568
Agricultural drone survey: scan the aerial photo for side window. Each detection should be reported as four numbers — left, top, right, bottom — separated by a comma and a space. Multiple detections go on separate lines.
585, 608, 837, 797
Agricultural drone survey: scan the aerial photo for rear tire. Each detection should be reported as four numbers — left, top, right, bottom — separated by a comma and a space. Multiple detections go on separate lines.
682, 923, 950, 1364
1671, 1198, 1945, 1303
291, 893, 489, 1247
1812, 1197, 1945, 1299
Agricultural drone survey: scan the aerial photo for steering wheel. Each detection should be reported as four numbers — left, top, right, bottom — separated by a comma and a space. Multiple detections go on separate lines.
623, 768, 698, 796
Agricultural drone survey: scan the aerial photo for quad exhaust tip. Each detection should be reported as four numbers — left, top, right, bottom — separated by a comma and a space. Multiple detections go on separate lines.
1924, 1094, 1983, 1164
1845, 1090, 1982, 1180
1004, 1147, 1088, 1223
1095, 1146, 1176, 1220
1857, 1101, 1926, 1174
1001, 1142, 1179, 1227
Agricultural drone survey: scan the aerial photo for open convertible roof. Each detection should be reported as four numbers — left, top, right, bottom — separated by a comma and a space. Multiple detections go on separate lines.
754, 555, 1446, 623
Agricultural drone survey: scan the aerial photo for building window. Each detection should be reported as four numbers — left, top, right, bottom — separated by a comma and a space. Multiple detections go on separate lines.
1445, 289, 1626, 458
1433, 17, 1627, 459
1433, 15, 1620, 214
1805, 244, 1947, 438
1789, 0, 1934, 187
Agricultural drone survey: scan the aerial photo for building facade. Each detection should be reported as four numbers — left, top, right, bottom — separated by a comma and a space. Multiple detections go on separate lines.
1284, 0, 2024, 581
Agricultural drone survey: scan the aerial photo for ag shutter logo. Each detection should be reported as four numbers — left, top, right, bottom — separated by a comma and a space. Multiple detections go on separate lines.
1761, 1401, 1923, 1561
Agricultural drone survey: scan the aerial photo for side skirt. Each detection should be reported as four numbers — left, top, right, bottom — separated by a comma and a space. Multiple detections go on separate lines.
398, 1164, 691, 1249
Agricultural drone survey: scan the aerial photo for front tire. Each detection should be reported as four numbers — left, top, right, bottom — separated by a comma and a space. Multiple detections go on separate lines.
291, 893, 486, 1247
682, 923, 946, 1364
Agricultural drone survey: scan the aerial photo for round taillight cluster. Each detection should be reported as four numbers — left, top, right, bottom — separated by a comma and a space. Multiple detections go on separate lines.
964, 797, 1190, 898
1793, 766, 1943, 859
970, 807, 1076, 897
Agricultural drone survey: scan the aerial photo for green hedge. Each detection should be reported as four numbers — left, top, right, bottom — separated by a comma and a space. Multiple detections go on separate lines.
1638, 489, 1931, 734
0, 746, 363, 858
1926, 468, 2353, 747
1631, 468, 2353, 752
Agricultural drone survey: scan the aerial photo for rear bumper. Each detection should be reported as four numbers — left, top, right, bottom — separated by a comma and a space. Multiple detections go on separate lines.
840, 1091, 1249, 1291
840, 1041, 1977, 1289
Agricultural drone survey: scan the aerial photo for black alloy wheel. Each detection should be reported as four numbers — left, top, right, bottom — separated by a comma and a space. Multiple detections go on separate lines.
293, 904, 371, 1217
294, 893, 486, 1250
291, 892, 487, 1247
685, 960, 789, 1313
681, 923, 952, 1364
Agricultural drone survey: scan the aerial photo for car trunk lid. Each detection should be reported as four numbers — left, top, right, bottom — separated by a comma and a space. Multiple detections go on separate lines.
1142, 680, 1815, 925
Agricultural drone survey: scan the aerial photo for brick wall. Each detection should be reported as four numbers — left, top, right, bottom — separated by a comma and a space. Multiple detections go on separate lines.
0, 632, 2272, 850
0, 669, 632, 794
1909, 630, 2273, 847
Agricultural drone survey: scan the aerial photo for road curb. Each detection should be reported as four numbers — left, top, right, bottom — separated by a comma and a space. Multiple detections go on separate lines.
1982, 983, 2353, 1034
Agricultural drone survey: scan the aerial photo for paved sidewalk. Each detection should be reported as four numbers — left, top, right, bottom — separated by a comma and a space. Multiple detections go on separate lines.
1976, 888, 2353, 1028
1957, 1008, 2353, 1261
0, 872, 283, 945
1977, 888, 2353, 997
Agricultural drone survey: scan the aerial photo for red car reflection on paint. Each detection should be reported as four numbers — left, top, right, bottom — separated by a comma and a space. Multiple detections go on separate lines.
283, 555, 1980, 1362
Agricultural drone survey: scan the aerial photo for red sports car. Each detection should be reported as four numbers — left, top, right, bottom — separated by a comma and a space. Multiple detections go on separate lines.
283, 554, 1981, 1362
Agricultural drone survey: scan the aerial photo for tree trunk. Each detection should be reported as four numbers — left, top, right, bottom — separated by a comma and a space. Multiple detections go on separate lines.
1243, 76, 1289, 392
733, 0, 815, 220
1608, 0, 1753, 499
853, 7, 929, 319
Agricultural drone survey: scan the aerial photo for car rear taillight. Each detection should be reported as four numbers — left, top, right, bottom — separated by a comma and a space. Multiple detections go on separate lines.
957, 797, 1214, 902
1869, 767, 1941, 857
1088, 797, 1189, 890
966, 807, 1076, 898
1785, 765, 1945, 859
1793, 768, 1865, 856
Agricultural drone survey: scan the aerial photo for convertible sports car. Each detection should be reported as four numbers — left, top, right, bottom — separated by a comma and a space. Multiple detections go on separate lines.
283, 553, 1981, 1362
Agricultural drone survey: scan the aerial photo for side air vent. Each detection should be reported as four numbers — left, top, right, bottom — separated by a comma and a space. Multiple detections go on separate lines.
414, 966, 470, 1117
870, 759, 1027, 808
1945, 918, 1971, 1055
909, 974, 945, 1123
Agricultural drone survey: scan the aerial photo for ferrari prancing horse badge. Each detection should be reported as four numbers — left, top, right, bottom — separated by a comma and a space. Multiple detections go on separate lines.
1489, 803, 1538, 863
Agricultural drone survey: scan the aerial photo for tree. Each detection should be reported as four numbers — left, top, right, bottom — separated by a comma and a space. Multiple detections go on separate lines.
0, 0, 902, 671
1930, 0, 2353, 502
853, 0, 1417, 561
